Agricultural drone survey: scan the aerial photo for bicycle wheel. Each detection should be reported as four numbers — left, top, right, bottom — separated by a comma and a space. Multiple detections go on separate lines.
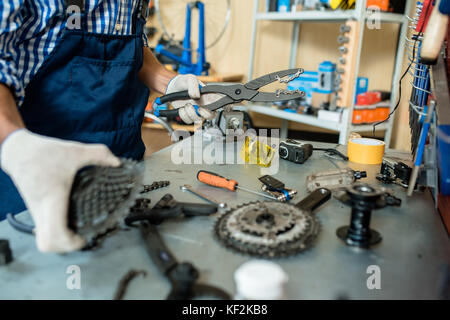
155, 0, 231, 51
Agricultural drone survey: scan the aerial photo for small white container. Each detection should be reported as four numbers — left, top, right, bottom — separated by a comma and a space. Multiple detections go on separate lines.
234, 260, 288, 300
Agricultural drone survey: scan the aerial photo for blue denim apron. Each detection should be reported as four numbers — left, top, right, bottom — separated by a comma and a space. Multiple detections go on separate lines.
0, 2, 150, 219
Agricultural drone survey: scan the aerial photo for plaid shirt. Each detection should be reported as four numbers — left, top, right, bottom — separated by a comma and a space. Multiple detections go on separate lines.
0, 0, 145, 106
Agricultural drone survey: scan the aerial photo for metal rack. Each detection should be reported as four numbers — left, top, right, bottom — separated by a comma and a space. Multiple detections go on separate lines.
246, 0, 413, 147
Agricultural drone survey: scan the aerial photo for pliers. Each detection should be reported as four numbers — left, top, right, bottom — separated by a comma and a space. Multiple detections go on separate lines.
125, 194, 231, 300
155, 68, 305, 118
139, 222, 231, 300
125, 194, 218, 226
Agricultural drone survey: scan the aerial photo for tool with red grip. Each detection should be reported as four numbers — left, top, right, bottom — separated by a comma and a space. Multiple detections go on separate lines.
196, 170, 276, 200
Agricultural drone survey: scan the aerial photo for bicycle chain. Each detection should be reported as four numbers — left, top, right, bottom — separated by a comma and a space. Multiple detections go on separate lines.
141, 181, 170, 194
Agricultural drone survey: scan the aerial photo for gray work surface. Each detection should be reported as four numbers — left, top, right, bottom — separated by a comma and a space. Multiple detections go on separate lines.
1, 139, 449, 300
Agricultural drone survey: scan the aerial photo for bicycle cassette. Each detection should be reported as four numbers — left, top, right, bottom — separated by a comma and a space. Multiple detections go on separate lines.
214, 202, 320, 258
214, 188, 331, 258
68, 159, 144, 247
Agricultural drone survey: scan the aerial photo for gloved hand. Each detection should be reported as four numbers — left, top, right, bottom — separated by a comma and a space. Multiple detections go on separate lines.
165, 74, 223, 124
0, 129, 121, 253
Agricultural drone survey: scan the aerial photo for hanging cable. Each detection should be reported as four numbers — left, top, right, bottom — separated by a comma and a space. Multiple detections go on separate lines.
371, 2, 431, 136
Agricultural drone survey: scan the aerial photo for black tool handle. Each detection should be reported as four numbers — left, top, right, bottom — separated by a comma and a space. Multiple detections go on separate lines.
139, 222, 178, 275
125, 207, 181, 226
296, 188, 331, 212
154, 91, 190, 118
177, 202, 218, 216
156, 90, 190, 105
156, 109, 180, 118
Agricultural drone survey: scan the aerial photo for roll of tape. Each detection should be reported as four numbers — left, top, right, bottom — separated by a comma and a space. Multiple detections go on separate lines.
348, 138, 385, 165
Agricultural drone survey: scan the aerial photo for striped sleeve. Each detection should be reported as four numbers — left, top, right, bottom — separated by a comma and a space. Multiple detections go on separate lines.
0, 0, 25, 105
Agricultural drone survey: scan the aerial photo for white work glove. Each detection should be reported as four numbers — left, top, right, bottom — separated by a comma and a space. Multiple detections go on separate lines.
1, 129, 121, 253
165, 74, 223, 124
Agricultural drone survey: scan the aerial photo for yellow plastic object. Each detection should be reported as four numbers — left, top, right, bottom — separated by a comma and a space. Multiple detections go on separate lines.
240, 137, 275, 168
347, 138, 385, 165
329, 0, 355, 10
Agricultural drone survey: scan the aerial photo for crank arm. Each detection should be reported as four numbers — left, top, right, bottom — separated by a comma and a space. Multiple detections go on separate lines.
125, 207, 183, 226
139, 222, 178, 275
296, 188, 331, 212
177, 202, 219, 216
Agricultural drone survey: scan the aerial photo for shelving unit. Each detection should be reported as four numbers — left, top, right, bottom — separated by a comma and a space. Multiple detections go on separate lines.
246, 0, 413, 147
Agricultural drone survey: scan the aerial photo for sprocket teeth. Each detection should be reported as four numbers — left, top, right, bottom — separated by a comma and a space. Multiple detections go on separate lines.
69, 158, 144, 249
213, 201, 321, 259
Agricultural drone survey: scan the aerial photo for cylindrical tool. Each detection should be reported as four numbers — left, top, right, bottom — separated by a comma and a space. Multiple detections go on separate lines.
197, 170, 276, 200
336, 184, 384, 248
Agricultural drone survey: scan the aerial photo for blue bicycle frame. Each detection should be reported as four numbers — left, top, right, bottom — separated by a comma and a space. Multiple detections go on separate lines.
155, 1, 209, 76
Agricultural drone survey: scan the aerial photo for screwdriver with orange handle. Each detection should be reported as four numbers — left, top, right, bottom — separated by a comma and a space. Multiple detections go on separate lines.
197, 170, 277, 200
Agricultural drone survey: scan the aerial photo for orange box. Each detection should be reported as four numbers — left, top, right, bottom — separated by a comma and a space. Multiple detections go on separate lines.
375, 107, 390, 122
352, 106, 389, 124
367, 0, 389, 11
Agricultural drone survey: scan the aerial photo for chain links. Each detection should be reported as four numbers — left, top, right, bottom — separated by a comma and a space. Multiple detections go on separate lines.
141, 181, 170, 194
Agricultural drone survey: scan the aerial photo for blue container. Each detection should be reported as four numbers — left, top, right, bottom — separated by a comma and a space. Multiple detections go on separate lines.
278, 0, 290, 12
355, 77, 369, 103
317, 61, 336, 93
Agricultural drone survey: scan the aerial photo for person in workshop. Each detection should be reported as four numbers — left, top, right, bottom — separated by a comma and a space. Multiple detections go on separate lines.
0, 1, 219, 253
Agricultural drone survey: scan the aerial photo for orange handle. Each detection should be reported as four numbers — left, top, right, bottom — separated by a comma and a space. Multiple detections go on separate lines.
197, 170, 238, 191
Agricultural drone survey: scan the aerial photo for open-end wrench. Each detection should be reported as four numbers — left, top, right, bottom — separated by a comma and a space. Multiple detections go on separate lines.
180, 184, 228, 213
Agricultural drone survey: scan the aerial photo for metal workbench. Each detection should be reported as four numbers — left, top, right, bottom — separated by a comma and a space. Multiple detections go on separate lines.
0, 139, 449, 299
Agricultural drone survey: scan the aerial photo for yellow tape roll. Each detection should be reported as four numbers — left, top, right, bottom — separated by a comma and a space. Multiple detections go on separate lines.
348, 138, 385, 165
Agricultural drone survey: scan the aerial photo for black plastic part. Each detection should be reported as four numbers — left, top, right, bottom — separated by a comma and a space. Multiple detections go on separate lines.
176, 202, 218, 216
377, 161, 396, 184
158, 90, 190, 104
394, 162, 412, 185
336, 226, 382, 248
258, 175, 285, 190
125, 194, 217, 226
157, 109, 180, 118
354, 171, 367, 180
377, 160, 411, 187
279, 141, 313, 164
336, 184, 384, 248
0, 239, 13, 265
296, 188, 331, 212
